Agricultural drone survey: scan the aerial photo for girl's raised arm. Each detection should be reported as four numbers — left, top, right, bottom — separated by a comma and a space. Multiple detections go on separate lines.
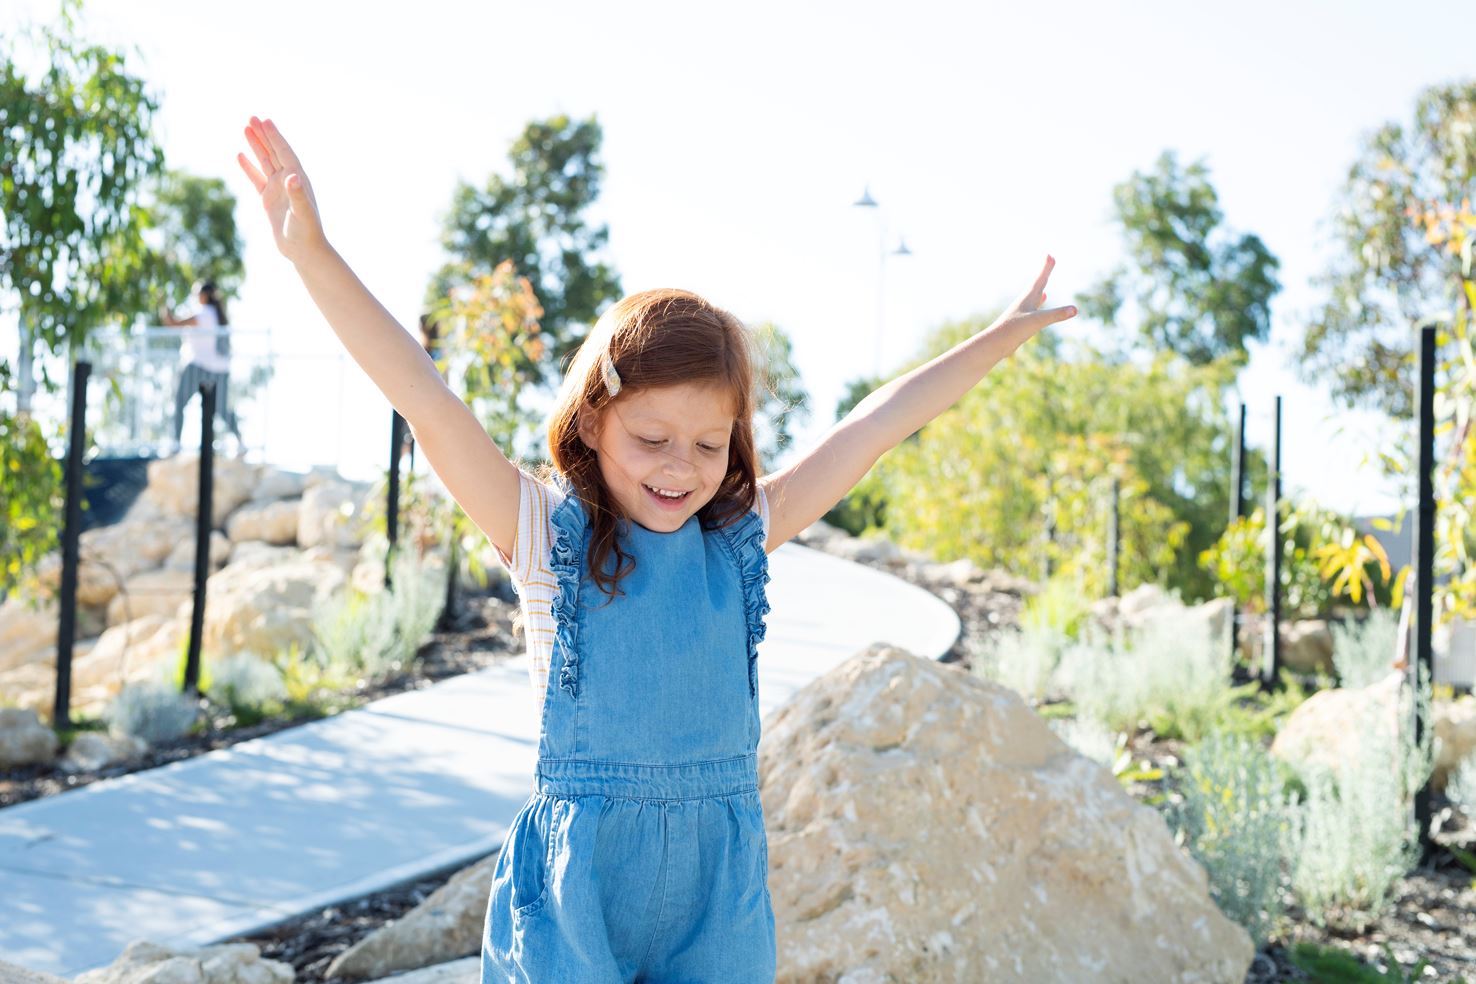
759, 256, 1077, 551
237, 116, 520, 558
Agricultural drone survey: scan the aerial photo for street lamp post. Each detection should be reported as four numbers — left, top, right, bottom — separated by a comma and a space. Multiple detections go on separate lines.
853, 184, 911, 377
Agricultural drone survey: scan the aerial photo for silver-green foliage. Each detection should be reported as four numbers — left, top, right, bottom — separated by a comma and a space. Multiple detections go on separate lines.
388, 547, 444, 665
1448, 755, 1476, 817
310, 548, 443, 680
1288, 663, 1436, 927
1330, 607, 1400, 690
970, 625, 1066, 702
1167, 731, 1296, 948
104, 680, 199, 744
1056, 607, 1230, 737
207, 652, 288, 712
1048, 714, 1127, 771
312, 585, 401, 679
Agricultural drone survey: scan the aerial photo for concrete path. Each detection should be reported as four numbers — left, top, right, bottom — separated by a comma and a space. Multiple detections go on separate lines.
0, 542, 959, 976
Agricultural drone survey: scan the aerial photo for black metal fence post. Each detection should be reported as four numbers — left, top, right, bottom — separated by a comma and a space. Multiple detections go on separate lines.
387, 409, 406, 590
52, 359, 91, 731
1230, 402, 1247, 670
1262, 396, 1283, 691
184, 381, 216, 696
1414, 324, 1436, 862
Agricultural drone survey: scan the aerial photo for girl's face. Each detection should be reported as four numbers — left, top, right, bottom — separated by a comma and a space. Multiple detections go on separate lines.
579, 381, 736, 533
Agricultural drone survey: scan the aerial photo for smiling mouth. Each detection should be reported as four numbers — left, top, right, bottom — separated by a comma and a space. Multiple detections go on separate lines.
643, 483, 692, 506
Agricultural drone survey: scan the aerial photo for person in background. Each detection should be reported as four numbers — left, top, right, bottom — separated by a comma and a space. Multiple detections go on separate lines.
160, 279, 246, 455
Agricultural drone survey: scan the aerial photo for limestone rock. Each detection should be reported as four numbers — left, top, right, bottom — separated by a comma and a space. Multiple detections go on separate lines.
162, 531, 233, 574
1276, 675, 1476, 793
355, 959, 477, 984
26, 517, 189, 609
0, 707, 59, 768
254, 467, 310, 502
226, 499, 301, 546
59, 730, 149, 773
298, 481, 375, 550
0, 595, 57, 674
70, 616, 181, 695
106, 568, 196, 626
325, 854, 496, 979
199, 553, 348, 659
758, 645, 1253, 983
136, 454, 262, 529
73, 940, 294, 984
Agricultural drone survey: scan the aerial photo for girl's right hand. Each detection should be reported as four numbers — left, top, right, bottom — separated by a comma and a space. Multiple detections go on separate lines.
237, 116, 329, 263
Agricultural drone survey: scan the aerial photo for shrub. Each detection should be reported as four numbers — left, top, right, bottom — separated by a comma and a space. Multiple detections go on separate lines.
1330, 607, 1401, 690
1055, 608, 1231, 741
104, 679, 200, 744
205, 652, 288, 725
1287, 663, 1436, 928
1048, 714, 1127, 772
387, 546, 444, 664
970, 625, 1067, 703
1166, 731, 1297, 948
1445, 753, 1476, 818
311, 585, 400, 679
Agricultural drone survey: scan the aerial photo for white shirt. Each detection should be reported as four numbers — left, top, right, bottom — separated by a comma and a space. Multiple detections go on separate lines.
178, 303, 230, 372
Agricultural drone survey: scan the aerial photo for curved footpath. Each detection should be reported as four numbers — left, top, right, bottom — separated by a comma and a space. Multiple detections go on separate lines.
0, 542, 959, 976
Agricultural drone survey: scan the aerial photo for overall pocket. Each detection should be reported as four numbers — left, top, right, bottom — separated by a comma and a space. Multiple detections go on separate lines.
510, 796, 555, 919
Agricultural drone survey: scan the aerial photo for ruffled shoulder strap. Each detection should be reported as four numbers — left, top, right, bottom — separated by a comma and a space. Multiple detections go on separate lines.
547, 474, 591, 698
714, 502, 772, 698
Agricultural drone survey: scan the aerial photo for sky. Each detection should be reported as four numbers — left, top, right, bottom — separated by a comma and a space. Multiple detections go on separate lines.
6, 0, 1476, 518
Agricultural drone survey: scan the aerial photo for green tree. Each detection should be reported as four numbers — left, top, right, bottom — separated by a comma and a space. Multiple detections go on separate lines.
855, 317, 1247, 601
425, 114, 622, 386
1, 0, 169, 598
1082, 151, 1280, 366
147, 169, 245, 302
750, 321, 810, 470
1296, 81, 1476, 419
834, 375, 883, 422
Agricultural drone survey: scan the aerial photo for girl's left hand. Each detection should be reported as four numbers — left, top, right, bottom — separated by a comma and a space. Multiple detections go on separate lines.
990, 255, 1078, 337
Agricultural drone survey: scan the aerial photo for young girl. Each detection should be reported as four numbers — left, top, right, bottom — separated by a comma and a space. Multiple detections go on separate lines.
236, 115, 1076, 983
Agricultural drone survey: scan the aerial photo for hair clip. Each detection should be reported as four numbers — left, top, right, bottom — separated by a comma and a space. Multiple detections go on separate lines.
601, 352, 622, 398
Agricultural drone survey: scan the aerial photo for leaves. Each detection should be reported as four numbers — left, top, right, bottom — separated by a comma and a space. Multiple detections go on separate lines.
1087, 150, 1281, 366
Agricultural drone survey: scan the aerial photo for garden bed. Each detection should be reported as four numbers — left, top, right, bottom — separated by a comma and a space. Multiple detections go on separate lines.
0, 583, 522, 810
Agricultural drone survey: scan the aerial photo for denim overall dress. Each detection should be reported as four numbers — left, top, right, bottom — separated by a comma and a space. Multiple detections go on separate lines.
482, 484, 776, 983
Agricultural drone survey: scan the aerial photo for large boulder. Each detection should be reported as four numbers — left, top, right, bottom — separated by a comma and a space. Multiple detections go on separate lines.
324, 854, 496, 978
759, 645, 1253, 983
161, 531, 233, 575
0, 595, 57, 674
198, 552, 349, 660
73, 941, 293, 984
226, 499, 301, 546
106, 568, 196, 625
25, 517, 191, 608
1273, 671, 1476, 793
297, 481, 376, 550
134, 454, 262, 529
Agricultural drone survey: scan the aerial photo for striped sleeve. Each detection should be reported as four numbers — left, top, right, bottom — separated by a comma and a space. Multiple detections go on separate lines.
492, 469, 565, 586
